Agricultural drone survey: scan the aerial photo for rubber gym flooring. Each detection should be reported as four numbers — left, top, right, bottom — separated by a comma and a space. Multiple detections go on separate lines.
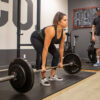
82, 62, 100, 70
0, 67, 95, 100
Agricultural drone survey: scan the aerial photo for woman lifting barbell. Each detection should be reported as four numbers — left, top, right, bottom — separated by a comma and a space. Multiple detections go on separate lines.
30, 12, 68, 86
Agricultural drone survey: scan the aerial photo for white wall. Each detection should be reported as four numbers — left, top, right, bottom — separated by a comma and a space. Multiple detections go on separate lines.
0, 0, 37, 49
21, 0, 37, 49
0, 1, 16, 49
41, 0, 68, 29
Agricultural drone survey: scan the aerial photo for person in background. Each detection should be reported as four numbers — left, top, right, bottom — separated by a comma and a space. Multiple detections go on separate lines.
92, 7, 100, 66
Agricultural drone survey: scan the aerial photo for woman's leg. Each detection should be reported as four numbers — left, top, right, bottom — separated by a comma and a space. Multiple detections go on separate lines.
31, 36, 46, 78
30, 32, 50, 86
48, 44, 60, 76
48, 44, 63, 81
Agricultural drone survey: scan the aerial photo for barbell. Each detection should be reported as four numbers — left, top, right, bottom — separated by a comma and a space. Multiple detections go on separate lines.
34, 53, 81, 74
0, 53, 81, 93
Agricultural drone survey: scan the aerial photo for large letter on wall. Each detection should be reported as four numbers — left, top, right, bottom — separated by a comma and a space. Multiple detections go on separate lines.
0, 0, 8, 26
13, 0, 33, 30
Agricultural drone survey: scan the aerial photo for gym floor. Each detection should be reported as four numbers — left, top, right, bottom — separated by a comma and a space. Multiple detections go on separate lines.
43, 71, 100, 100
0, 63, 100, 100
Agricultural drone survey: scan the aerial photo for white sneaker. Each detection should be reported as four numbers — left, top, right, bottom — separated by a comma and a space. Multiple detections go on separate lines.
40, 78, 50, 86
49, 75, 63, 81
93, 62, 100, 67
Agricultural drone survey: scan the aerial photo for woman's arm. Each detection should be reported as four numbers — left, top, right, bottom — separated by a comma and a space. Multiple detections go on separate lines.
42, 27, 55, 70
59, 32, 66, 66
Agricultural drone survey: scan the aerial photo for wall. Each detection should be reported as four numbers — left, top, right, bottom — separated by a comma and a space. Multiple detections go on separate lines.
68, 0, 100, 60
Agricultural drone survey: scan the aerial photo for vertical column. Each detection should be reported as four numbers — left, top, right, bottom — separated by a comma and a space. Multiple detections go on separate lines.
36, 0, 41, 30
17, 0, 21, 58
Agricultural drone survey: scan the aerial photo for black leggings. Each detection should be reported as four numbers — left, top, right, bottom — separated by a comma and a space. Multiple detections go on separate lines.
30, 31, 60, 69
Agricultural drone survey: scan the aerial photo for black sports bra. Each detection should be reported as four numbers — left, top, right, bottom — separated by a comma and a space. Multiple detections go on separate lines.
39, 26, 63, 44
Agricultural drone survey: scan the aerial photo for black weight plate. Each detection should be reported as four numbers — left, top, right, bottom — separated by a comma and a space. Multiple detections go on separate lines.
63, 53, 81, 74
8, 64, 26, 88
88, 46, 97, 63
8, 58, 34, 93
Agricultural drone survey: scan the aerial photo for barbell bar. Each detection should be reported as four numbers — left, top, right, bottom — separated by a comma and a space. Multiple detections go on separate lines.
0, 62, 76, 82
0, 75, 15, 82
0, 63, 73, 83
33, 62, 75, 72
47, 62, 74, 69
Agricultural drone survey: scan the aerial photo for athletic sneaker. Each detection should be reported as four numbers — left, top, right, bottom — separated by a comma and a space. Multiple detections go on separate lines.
40, 78, 50, 86
93, 62, 100, 67
49, 75, 63, 81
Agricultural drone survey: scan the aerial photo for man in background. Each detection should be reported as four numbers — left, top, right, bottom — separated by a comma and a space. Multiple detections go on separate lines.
92, 7, 100, 66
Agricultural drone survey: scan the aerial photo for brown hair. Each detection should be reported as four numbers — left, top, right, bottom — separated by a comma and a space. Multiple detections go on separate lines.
53, 12, 66, 26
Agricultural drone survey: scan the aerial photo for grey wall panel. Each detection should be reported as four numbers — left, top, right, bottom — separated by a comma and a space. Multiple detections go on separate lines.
0, 49, 36, 66
20, 50, 52, 66
0, 49, 52, 67
0, 50, 16, 66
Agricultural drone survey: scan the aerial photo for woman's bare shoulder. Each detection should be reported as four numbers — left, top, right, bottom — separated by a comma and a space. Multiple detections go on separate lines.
45, 26, 55, 36
45, 26, 55, 31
